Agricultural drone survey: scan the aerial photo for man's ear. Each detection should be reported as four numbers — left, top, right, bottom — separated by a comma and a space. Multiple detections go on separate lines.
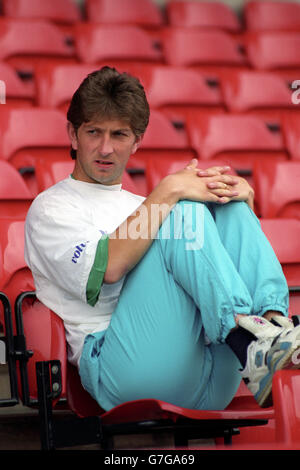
131, 134, 143, 155
67, 122, 78, 151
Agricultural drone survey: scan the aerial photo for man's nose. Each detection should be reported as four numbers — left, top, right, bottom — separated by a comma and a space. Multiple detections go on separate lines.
98, 135, 113, 155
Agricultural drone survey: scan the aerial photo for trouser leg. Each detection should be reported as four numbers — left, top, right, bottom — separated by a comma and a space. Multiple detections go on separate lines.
206, 201, 289, 317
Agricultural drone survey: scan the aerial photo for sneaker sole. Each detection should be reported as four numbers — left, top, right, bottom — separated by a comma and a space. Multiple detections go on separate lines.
255, 345, 300, 407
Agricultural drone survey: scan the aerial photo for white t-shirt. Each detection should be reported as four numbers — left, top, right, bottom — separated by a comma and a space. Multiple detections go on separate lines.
24, 176, 145, 367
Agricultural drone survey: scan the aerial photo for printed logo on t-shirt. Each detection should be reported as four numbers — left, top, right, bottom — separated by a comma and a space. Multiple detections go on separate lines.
71, 243, 88, 264
71, 230, 107, 264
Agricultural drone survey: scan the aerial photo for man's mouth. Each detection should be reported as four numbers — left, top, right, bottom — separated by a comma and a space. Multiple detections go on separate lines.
95, 159, 114, 168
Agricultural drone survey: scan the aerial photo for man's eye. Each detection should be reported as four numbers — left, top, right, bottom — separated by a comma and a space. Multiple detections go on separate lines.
114, 131, 127, 137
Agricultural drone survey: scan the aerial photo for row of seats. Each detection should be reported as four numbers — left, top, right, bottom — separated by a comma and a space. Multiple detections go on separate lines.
0, 18, 300, 74
2, 0, 300, 34
0, 106, 299, 179
0, 104, 298, 211
1, 152, 299, 218
3, 62, 300, 122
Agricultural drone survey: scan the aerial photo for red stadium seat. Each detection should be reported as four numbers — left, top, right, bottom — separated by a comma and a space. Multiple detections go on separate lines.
139, 65, 225, 122
245, 31, 300, 74
0, 61, 34, 107
127, 110, 196, 196
186, 114, 288, 177
141, 110, 190, 150
272, 370, 300, 447
260, 218, 300, 315
220, 70, 298, 123
34, 157, 74, 193
253, 161, 300, 219
35, 62, 99, 110
0, 161, 32, 218
146, 157, 237, 194
166, 1, 241, 32
244, 1, 300, 33
128, 109, 195, 191
73, 24, 163, 65
0, 107, 70, 196
161, 27, 248, 73
0, 18, 76, 75
281, 113, 300, 161
0, 107, 69, 167
85, 0, 163, 28
0, 218, 34, 334
2, 0, 81, 25
129, 109, 194, 163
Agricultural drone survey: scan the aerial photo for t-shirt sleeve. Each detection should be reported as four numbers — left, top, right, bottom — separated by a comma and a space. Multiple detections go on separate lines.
85, 235, 109, 306
25, 195, 109, 306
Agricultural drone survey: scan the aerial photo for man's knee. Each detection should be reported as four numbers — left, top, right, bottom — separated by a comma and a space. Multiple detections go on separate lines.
159, 200, 207, 248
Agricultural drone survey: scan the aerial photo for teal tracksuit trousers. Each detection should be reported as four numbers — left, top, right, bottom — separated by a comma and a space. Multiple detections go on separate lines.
79, 201, 289, 411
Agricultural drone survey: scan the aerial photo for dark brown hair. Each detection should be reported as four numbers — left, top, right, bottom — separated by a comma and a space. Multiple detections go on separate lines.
67, 66, 150, 158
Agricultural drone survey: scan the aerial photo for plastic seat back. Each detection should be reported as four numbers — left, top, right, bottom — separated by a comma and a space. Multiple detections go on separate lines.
85, 0, 163, 28
67, 362, 104, 418
0, 218, 34, 322
281, 113, 300, 161
142, 65, 225, 121
2, 0, 81, 24
260, 218, 300, 316
128, 109, 194, 171
145, 66, 223, 108
0, 107, 70, 184
186, 113, 288, 174
16, 295, 68, 406
161, 27, 247, 70
74, 24, 163, 64
253, 161, 300, 219
130, 109, 202, 195
0, 217, 67, 406
0, 161, 32, 218
141, 109, 189, 149
244, 1, 300, 33
0, 61, 34, 107
34, 157, 74, 193
35, 63, 98, 110
220, 70, 297, 122
272, 370, 300, 446
246, 31, 300, 71
0, 18, 75, 74
166, 1, 241, 32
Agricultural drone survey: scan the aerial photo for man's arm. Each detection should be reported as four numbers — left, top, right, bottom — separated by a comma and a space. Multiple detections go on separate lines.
104, 160, 252, 283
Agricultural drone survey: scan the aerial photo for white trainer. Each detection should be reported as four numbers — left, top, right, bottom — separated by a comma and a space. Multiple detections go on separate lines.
238, 315, 300, 407
270, 315, 294, 330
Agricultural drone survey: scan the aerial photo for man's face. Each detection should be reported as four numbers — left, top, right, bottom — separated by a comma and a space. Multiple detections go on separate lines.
68, 118, 142, 185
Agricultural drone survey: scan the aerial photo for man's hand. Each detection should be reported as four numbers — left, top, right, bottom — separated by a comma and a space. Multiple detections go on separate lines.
163, 159, 254, 209
195, 161, 255, 209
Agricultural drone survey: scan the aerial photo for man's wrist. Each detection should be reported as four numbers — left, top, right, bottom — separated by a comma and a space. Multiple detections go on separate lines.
158, 174, 183, 205
247, 189, 255, 210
